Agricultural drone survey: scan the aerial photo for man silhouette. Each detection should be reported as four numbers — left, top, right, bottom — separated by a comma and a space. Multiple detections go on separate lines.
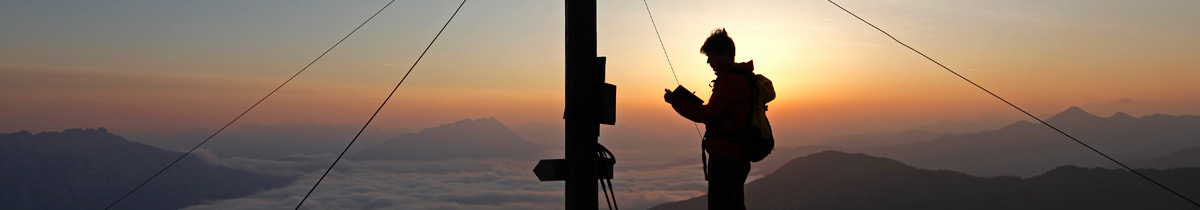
664, 28, 755, 210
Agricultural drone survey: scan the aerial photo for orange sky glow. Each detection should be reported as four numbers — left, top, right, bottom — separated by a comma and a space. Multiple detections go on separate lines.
3, 0, 1199, 146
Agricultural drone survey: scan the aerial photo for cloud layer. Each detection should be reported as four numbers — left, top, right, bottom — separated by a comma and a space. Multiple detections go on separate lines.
183, 156, 707, 210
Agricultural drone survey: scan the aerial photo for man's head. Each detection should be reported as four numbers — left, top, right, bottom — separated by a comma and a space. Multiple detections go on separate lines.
700, 28, 736, 71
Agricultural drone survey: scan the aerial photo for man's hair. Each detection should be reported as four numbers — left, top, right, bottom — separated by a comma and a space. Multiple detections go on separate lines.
700, 28, 735, 57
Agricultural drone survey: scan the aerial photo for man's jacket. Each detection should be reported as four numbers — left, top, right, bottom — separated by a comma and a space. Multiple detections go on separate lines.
669, 61, 755, 160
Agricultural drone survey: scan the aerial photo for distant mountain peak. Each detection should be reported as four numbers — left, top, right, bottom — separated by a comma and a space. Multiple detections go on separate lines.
798, 150, 906, 166
1000, 120, 1037, 130
62, 127, 109, 134
1109, 112, 1134, 120
1047, 106, 1100, 123
806, 150, 856, 159
9, 130, 32, 136
768, 150, 917, 178
351, 117, 544, 161
420, 117, 507, 135
1033, 165, 1093, 178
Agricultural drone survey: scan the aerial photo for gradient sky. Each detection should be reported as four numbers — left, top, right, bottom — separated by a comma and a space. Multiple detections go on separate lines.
3, 0, 1199, 143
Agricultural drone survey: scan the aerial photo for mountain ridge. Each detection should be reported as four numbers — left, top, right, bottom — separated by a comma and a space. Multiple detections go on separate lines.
1126, 146, 1200, 169
0, 128, 292, 210
651, 150, 1200, 210
754, 107, 1200, 177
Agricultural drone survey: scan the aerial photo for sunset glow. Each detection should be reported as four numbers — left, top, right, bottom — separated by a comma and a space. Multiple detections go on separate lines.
3, 0, 1198, 142
5, 1, 1200, 209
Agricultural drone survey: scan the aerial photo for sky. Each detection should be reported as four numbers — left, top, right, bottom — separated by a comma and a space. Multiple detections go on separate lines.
3, 0, 1200, 142
4, 1, 1200, 209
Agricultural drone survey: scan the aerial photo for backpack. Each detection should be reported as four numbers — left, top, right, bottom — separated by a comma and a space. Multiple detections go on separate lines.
731, 70, 775, 162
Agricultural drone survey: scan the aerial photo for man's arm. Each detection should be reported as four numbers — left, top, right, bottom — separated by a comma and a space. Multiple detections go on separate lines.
669, 74, 748, 123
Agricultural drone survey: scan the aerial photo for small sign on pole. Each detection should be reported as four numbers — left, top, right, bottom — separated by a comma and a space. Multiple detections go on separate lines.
534, 159, 567, 181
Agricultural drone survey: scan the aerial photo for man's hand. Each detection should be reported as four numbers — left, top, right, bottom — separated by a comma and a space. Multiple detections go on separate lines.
669, 86, 704, 104
663, 89, 676, 103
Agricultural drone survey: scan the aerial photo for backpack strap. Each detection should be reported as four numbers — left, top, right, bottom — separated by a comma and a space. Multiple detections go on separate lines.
701, 142, 709, 181
729, 70, 762, 128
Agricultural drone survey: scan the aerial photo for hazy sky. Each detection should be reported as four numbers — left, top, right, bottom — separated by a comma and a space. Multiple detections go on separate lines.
3, 0, 1199, 141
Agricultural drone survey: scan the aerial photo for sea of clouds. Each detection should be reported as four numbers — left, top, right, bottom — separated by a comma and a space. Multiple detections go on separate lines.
182, 155, 708, 210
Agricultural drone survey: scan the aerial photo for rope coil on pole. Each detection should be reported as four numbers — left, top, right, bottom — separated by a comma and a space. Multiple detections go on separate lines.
598, 144, 619, 210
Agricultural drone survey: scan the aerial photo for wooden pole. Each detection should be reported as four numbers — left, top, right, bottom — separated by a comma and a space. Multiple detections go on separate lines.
564, 0, 598, 209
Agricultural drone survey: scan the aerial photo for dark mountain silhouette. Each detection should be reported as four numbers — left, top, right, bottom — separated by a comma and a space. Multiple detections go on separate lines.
651, 150, 1200, 210
0, 128, 292, 210
1127, 146, 1200, 169
758, 107, 1200, 177
1046, 106, 1105, 123
124, 122, 411, 159
751, 144, 843, 175
350, 117, 544, 160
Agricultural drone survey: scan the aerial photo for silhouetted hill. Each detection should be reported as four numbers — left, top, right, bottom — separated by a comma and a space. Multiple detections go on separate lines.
1127, 146, 1200, 169
0, 128, 292, 210
760, 107, 1200, 177
650, 150, 1200, 210
750, 144, 843, 175
350, 117, 544, 160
